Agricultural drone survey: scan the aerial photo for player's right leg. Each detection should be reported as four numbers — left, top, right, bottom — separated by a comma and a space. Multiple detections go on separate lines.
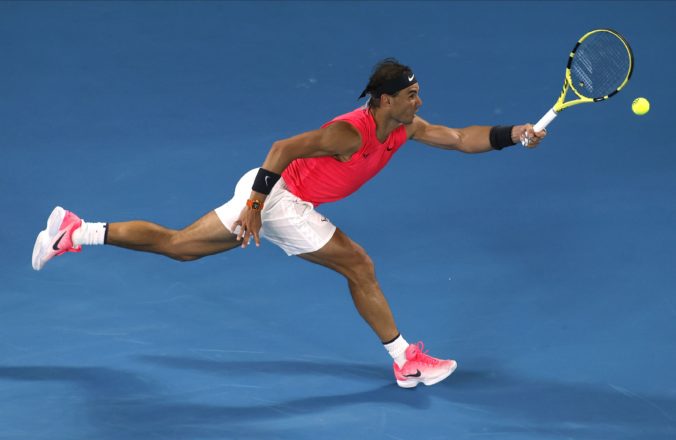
106, 210, 239, 261
31, 169, 263, 271
32, 207, 239, 270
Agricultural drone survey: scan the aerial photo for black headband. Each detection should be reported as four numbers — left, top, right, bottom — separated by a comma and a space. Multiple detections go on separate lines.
358, 71, 418, 99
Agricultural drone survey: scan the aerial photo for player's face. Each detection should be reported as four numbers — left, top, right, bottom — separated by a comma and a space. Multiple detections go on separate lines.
390, 83, 422, 124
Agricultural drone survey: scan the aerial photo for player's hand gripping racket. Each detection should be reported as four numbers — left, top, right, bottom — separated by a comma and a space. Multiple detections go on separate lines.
524, 29, 634, 146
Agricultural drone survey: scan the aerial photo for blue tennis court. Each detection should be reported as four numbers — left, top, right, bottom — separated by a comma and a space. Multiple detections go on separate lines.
2, 1, 675, 439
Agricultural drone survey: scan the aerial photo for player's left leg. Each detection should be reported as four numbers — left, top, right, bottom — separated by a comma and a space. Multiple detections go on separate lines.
255, 178, 457, 387
298, 228, 398, 342
297, 228, 457, 388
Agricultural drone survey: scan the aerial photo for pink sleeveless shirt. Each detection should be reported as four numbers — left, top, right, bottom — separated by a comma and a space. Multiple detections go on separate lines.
282, 107, 408, 206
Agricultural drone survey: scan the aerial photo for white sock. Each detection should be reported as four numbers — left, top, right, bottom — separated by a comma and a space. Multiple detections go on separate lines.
72, 221, 108, 246
383, 334, 409, 368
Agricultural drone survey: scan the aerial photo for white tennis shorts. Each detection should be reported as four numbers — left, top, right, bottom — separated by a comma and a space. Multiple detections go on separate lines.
214, 168, 337, 256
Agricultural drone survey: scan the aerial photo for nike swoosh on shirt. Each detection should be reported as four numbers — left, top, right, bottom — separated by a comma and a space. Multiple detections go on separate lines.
52, 232, 67, 251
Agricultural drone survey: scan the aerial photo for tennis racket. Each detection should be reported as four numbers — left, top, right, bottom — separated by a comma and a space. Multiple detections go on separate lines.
525, 29, 634, 144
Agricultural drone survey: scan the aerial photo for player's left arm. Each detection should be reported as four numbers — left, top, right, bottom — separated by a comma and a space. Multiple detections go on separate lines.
406, 115, 546, 153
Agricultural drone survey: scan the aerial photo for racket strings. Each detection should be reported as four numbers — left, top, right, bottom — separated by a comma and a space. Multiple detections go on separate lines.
570, 31, 631, 99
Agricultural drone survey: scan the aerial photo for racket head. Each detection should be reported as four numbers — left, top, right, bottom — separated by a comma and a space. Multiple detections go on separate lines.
566, 29, 634, 102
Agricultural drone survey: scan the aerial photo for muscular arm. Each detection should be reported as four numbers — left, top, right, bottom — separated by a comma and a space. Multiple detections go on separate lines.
235, 121, 362, 247
406, 115, 527, 154
251, 121, 361, 201
261, 121, 362, 173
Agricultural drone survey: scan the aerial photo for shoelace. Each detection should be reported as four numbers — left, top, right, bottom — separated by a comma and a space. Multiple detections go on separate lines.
412, 341, 439, 366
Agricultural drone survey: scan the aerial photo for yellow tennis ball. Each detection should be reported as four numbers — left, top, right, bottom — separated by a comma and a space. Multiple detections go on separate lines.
632, 97, 650, 116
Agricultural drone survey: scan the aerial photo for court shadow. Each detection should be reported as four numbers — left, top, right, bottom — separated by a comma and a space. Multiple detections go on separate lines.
2, 361, 674, 440
0, 363, 427, 440
139, 355, 676, 438
137, 354, 389, 381
0, 365, 158, 396
428, 368, 676, 439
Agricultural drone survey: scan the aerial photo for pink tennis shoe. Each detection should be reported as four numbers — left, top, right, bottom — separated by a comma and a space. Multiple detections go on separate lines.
32, 206, 82, 271
393, 342, 457, 388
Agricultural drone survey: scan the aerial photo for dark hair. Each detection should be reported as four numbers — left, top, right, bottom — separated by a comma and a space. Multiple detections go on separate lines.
362, 58, 415, 109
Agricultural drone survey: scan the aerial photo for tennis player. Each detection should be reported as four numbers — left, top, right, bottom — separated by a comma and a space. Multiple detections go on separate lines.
32, 58, 546, 388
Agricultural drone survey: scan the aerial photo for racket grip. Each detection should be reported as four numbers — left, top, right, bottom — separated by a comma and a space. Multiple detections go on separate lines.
533, 108, 558, 132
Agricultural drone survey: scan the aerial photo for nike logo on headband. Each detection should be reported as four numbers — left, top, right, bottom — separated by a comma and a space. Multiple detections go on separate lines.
408, 74, 415, 82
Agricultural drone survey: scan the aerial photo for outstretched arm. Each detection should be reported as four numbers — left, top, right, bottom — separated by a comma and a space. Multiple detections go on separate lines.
234, 121, 362, 248
406, 115, 546, 153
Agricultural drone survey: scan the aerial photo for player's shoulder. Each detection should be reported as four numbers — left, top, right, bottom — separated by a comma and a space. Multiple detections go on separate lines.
326, 107, 368, 132
320, 120, 362, 149
323, 118, 360, 134
327, 106, 368, 124
405, 115, 429, 139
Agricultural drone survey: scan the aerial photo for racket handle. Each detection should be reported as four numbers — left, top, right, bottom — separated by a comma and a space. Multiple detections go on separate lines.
533, 108, 558, 132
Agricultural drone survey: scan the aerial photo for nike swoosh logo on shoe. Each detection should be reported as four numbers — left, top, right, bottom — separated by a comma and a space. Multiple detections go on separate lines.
52, 232, 67, 251
404, 370, 421, 378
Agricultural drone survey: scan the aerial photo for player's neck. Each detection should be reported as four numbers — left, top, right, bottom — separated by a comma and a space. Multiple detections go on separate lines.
370, 107, 400, 143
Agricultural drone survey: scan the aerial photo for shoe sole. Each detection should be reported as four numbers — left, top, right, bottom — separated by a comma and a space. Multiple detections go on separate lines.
396, 360, 458, 389
32, 206, 65, 271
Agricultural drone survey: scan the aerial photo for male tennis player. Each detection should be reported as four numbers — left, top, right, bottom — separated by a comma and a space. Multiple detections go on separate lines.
32, 58, 546, 388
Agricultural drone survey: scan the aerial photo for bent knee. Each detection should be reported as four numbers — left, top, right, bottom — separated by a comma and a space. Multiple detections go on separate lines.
343, 247, 376, 281
165, 231, 200, 262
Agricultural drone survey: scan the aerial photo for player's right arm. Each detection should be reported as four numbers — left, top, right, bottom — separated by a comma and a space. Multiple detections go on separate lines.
260, 121, 361, 173
233, 121, 362, 248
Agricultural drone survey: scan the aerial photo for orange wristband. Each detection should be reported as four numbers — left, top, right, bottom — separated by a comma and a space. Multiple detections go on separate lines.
246, 199, 264, 210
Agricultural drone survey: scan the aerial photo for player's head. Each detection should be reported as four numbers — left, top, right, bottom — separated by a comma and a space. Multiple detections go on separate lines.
359, 58, 419, 110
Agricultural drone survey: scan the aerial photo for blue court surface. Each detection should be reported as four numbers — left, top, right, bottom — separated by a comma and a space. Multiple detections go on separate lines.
2, 1, 675, 439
